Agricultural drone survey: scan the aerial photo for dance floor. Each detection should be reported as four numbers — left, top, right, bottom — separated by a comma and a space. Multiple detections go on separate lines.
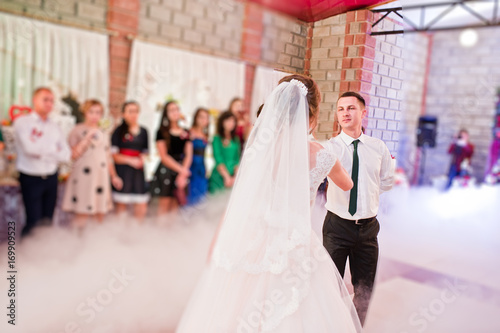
1, 185, 499, 332
364, 185, 500, 333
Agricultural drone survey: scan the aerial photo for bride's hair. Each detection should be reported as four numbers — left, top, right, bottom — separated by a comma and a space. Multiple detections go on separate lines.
278, 74, 320, 123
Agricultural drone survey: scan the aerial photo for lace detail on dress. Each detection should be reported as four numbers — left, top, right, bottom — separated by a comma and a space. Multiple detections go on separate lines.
213, 145, 336, 275
309, 148, 337, 204
213, 225, 310, 275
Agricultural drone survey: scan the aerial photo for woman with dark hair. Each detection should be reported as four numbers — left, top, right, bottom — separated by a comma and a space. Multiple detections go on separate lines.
228, 97, 251, 149
111, 101, 149, 220
208, 111, 240, 193
188, 107, 210, 205
150, 101, 193, 214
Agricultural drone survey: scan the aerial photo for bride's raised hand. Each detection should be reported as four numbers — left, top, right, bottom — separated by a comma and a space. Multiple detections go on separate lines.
328, 160, 353, 191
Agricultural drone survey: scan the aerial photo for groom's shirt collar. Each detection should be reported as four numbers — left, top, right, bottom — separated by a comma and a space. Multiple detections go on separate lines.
339, 130, 366, 146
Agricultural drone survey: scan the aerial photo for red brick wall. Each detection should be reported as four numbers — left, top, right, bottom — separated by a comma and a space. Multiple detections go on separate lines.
310, 9, 403, 151
240, 2, 264, 112
107, 0, 140, 118
304, 24, 314, 75
340, 9, 376, 131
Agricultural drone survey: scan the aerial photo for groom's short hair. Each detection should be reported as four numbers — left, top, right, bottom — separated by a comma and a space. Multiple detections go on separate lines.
338, 92, 366, 108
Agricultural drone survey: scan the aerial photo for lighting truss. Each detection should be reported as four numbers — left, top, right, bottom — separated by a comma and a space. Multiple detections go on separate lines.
370, 0, 500, 35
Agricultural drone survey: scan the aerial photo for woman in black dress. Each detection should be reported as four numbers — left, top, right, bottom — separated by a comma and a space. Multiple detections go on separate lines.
111, 101, 149, 220
150, 101, 193, 214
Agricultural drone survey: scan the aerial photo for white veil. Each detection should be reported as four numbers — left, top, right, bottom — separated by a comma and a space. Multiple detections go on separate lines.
212, 79, 313, 328
177, 80, 362, 332
213, 80, 311, 275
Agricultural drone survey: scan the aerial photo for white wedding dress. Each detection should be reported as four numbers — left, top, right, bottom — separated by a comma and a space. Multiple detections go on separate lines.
176, 80, 362, 333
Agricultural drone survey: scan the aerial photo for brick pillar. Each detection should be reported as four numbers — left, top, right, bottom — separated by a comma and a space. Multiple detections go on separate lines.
304, 23, 314, 75
339, 9, 376, 130
107, 0, 140, 119
240, 2, 263, 113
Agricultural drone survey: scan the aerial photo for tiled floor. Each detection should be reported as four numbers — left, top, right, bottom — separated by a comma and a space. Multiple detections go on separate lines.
362, 185, 500, 333
1, 185, 498, 332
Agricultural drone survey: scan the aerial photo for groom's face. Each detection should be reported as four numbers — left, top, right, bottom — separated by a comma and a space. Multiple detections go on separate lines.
336, 96, 366, 132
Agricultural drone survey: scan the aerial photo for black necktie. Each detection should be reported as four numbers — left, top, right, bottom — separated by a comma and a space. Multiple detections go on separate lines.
348, 139, 360, 216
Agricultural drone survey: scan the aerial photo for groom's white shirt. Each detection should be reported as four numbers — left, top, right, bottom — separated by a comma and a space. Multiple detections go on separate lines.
324, 130, 394, 220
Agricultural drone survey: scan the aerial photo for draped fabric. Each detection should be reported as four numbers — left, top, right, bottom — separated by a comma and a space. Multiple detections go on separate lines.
177, 80, 362, 333
0, 12, 109, 118
250, 66, 288, 123
126, 40, 245, 179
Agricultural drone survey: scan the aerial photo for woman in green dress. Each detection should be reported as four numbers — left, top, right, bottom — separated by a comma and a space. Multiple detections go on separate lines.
209, 111, 241, 193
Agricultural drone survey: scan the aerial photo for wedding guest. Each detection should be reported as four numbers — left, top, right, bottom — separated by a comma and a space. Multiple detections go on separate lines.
209, 111, 240, 193
111, 101, 149, 220
228, 97, 251, 148
14, 87, 71, 236
188, 107, 210, 205
62, 100, 123, 229
150, 101, 193, 214
446, 128, 474, 189
0, 127, 4, 152
486, 129, 500, 176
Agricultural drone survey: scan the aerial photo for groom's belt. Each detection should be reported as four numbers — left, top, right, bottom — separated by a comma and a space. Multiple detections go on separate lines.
332, 212, 376, 225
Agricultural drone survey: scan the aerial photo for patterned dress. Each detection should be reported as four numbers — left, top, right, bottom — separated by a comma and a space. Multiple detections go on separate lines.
62, 124, 113, 214
150, 129, 190, 198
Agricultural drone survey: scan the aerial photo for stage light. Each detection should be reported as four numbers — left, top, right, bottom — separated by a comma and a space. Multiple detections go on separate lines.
459, 29, 478, 48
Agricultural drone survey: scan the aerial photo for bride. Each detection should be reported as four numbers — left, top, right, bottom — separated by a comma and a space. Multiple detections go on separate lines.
176, 74, 362, 332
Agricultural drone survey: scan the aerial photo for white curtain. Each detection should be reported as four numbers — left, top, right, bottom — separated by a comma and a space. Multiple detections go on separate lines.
126, 40, 246, 179
250, 66, 288, 123
0, 12, 109, 118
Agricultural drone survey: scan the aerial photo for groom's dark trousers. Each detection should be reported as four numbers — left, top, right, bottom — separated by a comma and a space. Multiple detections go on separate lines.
323, 210, 379, 326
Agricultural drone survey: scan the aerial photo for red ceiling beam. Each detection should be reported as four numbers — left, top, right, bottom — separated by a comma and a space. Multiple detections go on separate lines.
244, 0, 393, 22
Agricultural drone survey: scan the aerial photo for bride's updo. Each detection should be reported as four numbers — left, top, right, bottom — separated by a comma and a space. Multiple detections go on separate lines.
278, 74, 321, 124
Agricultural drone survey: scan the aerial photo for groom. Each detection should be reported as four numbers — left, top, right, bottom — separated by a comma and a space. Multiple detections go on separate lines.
323, 91, 394, 325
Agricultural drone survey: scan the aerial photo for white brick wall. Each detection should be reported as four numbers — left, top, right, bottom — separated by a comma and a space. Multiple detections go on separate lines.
398, 32, 429, 183
261, 11, 308, 73
138, 0, 244, 58
77, 2, 106, 22
310, 13, 346, 141
0, 0, 108, 28
368, 18, 404, 156
423, 28, 500, 182
137, 0, 308, 70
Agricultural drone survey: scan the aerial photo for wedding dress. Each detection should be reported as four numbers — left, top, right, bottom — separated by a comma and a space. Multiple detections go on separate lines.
176, 80, 362, 333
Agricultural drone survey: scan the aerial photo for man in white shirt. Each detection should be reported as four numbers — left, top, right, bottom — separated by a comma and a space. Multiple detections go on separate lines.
323, 91, 394, 325
14, 87, 71, 236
